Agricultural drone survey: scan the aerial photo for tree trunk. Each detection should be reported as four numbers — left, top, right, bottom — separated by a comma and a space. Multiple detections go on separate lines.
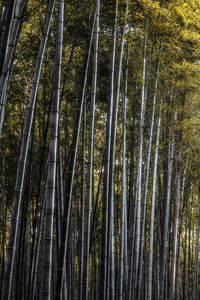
55, 8, 97, 299
170, 141, 182, 300
40, 0, 64, 297
160, 113, 176, 299
0, 0, 27, 135
108, 2, 128, 298
147, 99, 162, 300
83, 1, 100, 298
119, 44, 129, 300
138, 55, 161, 299
100, 2, 118, 298
1, 1, 55, 298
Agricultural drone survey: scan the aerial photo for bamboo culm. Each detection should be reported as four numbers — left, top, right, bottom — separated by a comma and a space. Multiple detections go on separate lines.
1, 1, 55, 299
40, 0, 64, 298
55, 9, 97, 299
83, 1, 100, 299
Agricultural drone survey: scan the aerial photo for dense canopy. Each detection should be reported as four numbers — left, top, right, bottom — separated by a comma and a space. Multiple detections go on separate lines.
0, 0, 200, 299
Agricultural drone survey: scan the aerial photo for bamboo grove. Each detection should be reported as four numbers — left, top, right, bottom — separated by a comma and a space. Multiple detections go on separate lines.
0, 0, 200, 299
